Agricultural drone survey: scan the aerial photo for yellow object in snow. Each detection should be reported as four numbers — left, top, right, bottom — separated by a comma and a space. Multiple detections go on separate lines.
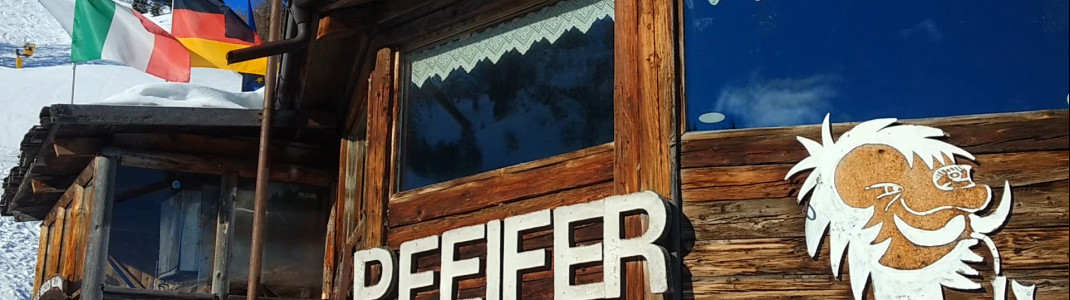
14, 43, 36, 69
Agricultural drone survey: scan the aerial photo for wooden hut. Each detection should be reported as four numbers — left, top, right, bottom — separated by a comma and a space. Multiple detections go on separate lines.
3, 0, 1067, 299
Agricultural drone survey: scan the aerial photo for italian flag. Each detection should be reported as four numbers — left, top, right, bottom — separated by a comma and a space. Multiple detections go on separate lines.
38, 0, 191, 82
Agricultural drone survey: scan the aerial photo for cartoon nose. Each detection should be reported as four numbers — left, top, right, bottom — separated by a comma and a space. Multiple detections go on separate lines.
933, 165, 975, 191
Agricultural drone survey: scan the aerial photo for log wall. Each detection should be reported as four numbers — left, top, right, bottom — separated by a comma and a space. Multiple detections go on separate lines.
677, 110, 1070, 299
33, 161, 97, 297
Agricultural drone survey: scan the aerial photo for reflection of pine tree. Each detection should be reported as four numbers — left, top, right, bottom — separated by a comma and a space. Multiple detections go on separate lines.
149, 0, 163, 16
403, 18, 615, 186
132, 0, 150, 14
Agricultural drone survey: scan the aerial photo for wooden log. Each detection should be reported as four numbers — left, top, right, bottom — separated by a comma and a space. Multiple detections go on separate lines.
682, 180, 1069, 241
680, 110, 1069, 169
82, 156, 116, 300
388, 144, 614, 228
682, 227, 1069, 278
682, 151, 1068, 202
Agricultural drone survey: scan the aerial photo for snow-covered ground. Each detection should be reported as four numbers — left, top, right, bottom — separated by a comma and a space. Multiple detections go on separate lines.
1, 0, 256, 298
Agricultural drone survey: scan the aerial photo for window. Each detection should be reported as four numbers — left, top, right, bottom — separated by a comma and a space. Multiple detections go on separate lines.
106, 166, 220, 293
228, 180, 330, 298
399, 0, 616, 191
683, 0, 1069, 131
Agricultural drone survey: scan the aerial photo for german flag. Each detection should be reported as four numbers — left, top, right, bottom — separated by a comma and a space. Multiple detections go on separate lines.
172, 0, 266, 75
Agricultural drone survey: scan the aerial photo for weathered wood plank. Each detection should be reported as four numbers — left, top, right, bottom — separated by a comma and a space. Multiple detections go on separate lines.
387, 182, 613, 247
61, 185, 84, 280
683, 227, 1069, 278
33, 223, 50, 296
684, 268, 1069, 300
360, 47, 396, 251
47, 206, 65, 277
682, 151, 1068, 202
389, 144, 614, 228
683, 180, 1069, 241
680, 110, 1069, 169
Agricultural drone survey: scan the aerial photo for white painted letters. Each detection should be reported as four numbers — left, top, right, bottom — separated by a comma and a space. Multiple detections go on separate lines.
441, 224, 486, 300
353, 247, 396, 300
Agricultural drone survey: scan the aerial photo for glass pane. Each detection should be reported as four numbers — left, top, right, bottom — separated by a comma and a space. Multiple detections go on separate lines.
229, 180, 329, 299
106, 166, 219, 293
683, 0, 1069, 131
399, 0, 615, 191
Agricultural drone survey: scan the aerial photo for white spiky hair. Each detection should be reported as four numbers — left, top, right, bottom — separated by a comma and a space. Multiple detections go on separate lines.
783, 114, 976, 300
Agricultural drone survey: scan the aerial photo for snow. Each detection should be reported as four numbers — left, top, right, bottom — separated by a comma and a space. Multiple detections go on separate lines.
100, 82, 264, 109
1, 0, 255, 298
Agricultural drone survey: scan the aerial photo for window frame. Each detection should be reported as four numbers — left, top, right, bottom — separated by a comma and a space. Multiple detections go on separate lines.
389, 0, 618, 200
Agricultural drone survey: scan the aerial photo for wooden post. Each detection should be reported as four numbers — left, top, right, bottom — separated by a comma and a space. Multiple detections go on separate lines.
360, 48, 396, 251
212, 173, 238, 299
82, 156, 117, 300
614, 0, 679, 298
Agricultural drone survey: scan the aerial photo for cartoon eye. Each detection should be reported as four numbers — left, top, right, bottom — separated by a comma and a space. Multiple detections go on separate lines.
865, 183, 903, 211
932, 165, 975, 191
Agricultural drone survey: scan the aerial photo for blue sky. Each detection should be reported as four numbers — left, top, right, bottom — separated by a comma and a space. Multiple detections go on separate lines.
684, 0, 1069, 130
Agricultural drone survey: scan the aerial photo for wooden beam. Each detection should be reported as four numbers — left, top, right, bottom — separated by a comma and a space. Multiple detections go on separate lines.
82, 156, 117, 300
31, 179, 66, 194
44, 105, 336, 129
53, 137, 104, 157
110, 133, 329, 166
103, 148, 334, 187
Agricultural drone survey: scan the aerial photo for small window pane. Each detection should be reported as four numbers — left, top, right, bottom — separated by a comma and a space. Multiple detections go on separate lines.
683, 0, 1069, 131
399, 0, 615, 191
106, 166, 219, 293
228, 180, 329, 298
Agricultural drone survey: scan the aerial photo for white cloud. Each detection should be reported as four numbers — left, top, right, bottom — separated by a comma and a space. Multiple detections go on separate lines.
900, 19, 943, 41
712, 74, 838, 128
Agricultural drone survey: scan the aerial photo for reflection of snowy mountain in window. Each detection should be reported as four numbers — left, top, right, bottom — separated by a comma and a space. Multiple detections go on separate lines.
400, 16, 614, 191
408, 0, 613, 87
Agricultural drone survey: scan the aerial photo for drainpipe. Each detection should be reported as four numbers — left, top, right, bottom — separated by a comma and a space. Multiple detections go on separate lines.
227, 0, 314, 65
244, 0, 283, 298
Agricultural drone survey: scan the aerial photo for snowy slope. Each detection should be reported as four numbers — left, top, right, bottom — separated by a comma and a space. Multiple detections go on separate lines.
1, 1, 250, 298
0, 0, 71, 45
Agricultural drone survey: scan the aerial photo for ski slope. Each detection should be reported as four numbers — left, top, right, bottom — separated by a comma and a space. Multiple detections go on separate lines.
1, 0, 252, 298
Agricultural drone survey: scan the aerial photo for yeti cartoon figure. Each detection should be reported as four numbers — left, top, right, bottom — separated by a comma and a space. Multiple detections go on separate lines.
785, 115, 1035, 300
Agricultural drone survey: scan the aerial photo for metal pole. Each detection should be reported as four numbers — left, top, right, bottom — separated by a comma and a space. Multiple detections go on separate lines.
71, 63, 77, 104
246, 0, 283, 297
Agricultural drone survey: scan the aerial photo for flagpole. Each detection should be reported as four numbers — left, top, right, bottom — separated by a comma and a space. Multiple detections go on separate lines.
70, 62, 77, 104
